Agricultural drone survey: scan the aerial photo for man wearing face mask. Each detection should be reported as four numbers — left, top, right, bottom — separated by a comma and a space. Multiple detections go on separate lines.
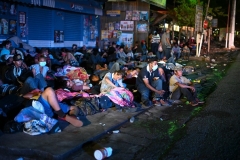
5, 54, 47, 94
136, 57, 165, 107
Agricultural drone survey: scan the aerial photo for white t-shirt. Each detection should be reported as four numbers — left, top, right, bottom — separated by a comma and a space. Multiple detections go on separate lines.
169, 74, 190, 92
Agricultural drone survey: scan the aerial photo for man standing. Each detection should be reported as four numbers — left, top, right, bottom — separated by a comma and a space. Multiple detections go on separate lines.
151, 31, 160, 54
136, 58, 165, 106
169, 66, 204, 106
161, 29, 171, 59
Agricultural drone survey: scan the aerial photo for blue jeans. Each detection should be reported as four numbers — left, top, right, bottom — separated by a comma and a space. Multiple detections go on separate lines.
38, 95, 69, 118
51, 59, 62, 66
20, 74, 47, 94
156, 51, 163, 60
162, 45, 171, 59
137, 79, 163, 103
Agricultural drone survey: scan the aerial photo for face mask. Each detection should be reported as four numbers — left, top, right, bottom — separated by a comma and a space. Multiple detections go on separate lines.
152, 64, 158, 71
39, 61, 46, 67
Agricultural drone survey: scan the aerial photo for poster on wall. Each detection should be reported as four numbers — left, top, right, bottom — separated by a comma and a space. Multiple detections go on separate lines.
54, 30, 64, 43
132, 10, 140, 21
9, 4, 17, 15
19, 11, 27, 37
118, 32, 133, 48
114, 22, 120, 30
9, 19, 17, 35
108, 30, 112, 38
0, 18, 8, 34
94, 18, 99, 39
0, 2, 8, 15
83, 15, 89, 45
139, 11, 148, 21
125, 11, 132, 20
90, 25, 96, 40
108, 22, 114, 31
136, 23, 148, 33
117, 31, 122, 38
101, 30, 108, 39
120, 21, 134, 31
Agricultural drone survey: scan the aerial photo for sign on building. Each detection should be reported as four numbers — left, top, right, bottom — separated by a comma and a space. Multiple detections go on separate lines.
211, 19, 218, 28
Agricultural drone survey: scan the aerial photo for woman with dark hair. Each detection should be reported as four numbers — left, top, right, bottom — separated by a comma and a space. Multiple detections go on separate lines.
100, 70, 125, 93
60, 48, 79, 66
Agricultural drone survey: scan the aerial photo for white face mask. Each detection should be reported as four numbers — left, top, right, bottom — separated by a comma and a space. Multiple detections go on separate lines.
39, 61, 46, 67
152, 64, 158, 71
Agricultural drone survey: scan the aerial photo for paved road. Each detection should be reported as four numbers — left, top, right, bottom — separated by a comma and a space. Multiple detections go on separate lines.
164, 53, 240, 160
68, 52, 240, 160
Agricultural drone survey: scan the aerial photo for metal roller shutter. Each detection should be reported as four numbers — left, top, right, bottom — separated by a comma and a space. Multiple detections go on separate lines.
64, 12, 82, 41
28, 7, 53, 40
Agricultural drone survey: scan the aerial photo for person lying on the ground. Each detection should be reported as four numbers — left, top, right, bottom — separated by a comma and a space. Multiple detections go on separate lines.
169, 66, 204, 106
58, 79, 90, 92
22, 87, 83, 127
100, 70, 125, 93
136, 57, 166, 107
5, 54, 47, 95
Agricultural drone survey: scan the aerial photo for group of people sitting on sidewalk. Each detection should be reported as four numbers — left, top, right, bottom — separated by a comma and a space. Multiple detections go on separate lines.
0, 36, 204, 134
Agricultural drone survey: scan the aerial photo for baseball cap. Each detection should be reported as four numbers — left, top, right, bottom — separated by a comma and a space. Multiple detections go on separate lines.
5, 54, 14, 60
13, 54, 23, 61
173, 66, 182, 71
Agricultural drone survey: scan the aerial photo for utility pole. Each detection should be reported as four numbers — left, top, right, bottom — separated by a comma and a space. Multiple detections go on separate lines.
225, 0, 230, 48
228, 0, 236, 49
197, 0, 210, 57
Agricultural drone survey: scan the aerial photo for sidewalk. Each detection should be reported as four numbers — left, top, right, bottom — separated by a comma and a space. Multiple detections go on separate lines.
0, 49, 239, 160
0, 105, 151, 159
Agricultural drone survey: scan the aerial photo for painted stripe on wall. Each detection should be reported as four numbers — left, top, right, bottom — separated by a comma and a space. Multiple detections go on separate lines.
28, 40, 96, 48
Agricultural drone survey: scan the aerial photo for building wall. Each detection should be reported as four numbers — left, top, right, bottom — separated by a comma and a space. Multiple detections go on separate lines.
0, 1, 101, 48
100, 1, 150, 47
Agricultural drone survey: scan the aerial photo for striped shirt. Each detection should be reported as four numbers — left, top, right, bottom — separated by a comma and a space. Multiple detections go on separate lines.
151, 34, 160, 43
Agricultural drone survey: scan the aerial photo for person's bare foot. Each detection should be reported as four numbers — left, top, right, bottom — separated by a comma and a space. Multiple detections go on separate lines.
65, 115, 83, 127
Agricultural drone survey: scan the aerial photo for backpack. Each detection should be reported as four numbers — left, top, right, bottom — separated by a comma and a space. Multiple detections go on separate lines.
71, 96, 112, 116
72, 97, 100, 116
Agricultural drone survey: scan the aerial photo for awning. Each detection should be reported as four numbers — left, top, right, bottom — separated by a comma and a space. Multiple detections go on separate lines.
3, 0, 103, 15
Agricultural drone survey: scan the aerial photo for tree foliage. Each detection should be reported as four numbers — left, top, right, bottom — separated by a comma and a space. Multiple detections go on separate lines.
168, 0, 227, 27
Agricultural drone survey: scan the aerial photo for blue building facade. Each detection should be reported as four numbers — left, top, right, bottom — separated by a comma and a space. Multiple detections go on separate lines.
0, 0, 103, 48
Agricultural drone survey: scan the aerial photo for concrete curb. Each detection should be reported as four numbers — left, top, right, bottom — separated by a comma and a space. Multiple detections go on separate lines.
58, 106, 154, 160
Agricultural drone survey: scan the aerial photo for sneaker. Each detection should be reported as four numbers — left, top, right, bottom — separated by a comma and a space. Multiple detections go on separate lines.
154, 101, 162, 107
190, 101, 198, 106
63, 115, 83, 127
196, 98, 204, 104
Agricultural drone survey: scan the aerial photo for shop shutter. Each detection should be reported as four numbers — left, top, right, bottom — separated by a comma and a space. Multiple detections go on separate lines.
28, 7, 52, 40
64, 12, 82, 41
